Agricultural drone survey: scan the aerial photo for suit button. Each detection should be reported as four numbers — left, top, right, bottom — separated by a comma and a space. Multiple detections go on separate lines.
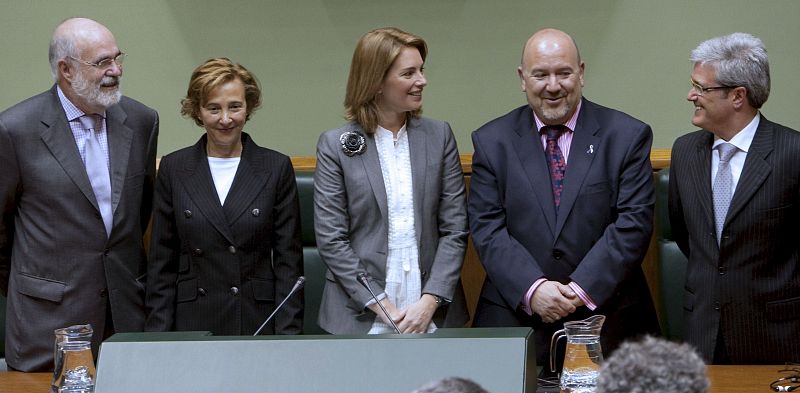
714, 301, 721, 311
718, 266, 726, 275
184, 210, 193, 218
198, 288, 207, 296
228, 246, 236, 254
552, 250, 563, 260
99, 288, 108, 297
103, 249, 110, 256
252, 208, 260, 217
230, 286, 239, 296
192, 248, 203, 256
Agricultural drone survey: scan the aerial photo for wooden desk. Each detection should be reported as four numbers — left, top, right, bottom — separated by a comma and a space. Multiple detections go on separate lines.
0, 365, 786, 392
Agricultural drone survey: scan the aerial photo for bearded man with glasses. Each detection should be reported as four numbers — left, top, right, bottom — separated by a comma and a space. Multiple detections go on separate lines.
0, 17, 159, 371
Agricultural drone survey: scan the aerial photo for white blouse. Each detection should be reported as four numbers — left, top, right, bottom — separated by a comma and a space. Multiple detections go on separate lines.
368, 124, 436, 334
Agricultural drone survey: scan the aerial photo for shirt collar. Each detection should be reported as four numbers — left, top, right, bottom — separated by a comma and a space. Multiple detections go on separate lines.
712, 113, 760, 153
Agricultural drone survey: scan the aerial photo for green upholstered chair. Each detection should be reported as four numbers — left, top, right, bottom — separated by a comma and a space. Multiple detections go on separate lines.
295, 170, 327, 335
654, 168, 688, 340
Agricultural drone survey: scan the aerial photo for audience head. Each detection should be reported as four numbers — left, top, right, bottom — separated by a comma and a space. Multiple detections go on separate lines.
344, 27, 428, 133
518, 28, 584, 126
596, 336, 709, 393
411, 377, 490, 393
49, 17, 123, 114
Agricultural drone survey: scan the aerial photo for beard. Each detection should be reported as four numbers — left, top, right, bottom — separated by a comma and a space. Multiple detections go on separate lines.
72, 71, 122, 109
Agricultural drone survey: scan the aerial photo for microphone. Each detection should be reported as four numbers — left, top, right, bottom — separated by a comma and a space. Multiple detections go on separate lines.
253, 276, 305, 336
356, 272, 401, 334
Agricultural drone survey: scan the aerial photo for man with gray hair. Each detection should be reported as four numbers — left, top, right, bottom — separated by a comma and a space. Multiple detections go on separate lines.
596, 336, 709, 393
669, 32, 800, 363
0, 17, 158, 371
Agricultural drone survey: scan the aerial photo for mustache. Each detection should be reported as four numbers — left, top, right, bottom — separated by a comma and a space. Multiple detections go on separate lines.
100, 76, 120, 87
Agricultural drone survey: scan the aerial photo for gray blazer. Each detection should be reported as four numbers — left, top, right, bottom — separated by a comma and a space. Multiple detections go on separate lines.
0, 86, 158, 371
313, 117, 469, 334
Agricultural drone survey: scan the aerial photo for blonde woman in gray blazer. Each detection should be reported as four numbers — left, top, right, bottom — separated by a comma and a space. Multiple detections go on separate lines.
314, 27, 468, 334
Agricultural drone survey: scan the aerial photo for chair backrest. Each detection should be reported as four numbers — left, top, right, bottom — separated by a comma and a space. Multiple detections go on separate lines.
654, 168, 688, 340
295, 170, 327, 335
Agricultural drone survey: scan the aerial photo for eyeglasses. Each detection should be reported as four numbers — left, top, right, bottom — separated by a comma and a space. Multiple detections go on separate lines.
68, 53, 126, 70
690, 79, 738, 96
771, 364, 800, 392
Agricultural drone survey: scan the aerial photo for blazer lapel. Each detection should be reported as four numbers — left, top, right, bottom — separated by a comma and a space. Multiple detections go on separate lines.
689, 131, 715, 231
179, 137, 236, 244
222, 134, 270, 225
408, 118, 427, 245
105, 105, 133, 217
554, 105, 600, 236
726, 116, 773, 225
359, 127, 388, 221
512, 108, 556, 236
39, 90, 98, 211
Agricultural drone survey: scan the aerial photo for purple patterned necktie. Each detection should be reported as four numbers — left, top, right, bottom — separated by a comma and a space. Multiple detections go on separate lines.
543, 125, 567, 209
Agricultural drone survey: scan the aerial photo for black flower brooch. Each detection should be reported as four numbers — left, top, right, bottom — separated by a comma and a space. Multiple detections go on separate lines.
340, 131, 366, 157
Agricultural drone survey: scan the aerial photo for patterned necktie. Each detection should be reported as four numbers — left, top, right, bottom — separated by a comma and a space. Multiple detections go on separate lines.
712, 142, 737, 245
80, 114, 113, 237
543, 125, 567, 209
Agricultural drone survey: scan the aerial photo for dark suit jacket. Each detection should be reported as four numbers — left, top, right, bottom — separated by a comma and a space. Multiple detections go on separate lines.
0, 85, 158, 371
469, 99, 659, 365
145, 133, 303, 335
314, 117, 469, 333
668, 115, 800, 363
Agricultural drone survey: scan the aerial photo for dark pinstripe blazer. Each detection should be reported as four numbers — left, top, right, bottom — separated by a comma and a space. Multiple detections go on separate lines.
145, 133, 303, 335
669, 115, 800, 364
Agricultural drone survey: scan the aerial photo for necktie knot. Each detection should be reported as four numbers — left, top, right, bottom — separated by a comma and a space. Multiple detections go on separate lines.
79, 114, 100, 133
717, 142, 737, 163
543, 125, 566, 142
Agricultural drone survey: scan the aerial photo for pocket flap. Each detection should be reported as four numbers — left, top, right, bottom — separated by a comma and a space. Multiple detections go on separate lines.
176, 278, 198, 303
251, 278, 275, 302
766, 296, 800, 322
16, 273, 65, 303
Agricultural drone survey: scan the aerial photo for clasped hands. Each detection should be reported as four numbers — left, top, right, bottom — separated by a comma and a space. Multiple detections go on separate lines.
368, 294, 437, 334
531, 280, 585, 323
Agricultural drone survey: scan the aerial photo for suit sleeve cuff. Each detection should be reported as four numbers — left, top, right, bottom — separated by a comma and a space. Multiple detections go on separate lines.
520, 278, 547, 315
568, 282, 597, 310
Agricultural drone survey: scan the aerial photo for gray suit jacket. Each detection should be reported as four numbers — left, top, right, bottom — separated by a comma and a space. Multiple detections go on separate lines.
0, 85, 158, 371
313, 117, 469, 334
669, 115, 800, 363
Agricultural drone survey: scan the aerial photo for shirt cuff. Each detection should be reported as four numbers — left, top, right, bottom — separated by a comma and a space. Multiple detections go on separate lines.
568, 282, 597, 310
520, 278, 547, 315
364, 292, 387, 309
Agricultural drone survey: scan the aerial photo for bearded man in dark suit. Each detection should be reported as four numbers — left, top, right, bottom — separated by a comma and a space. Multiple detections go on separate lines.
0, 17, 158, 371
